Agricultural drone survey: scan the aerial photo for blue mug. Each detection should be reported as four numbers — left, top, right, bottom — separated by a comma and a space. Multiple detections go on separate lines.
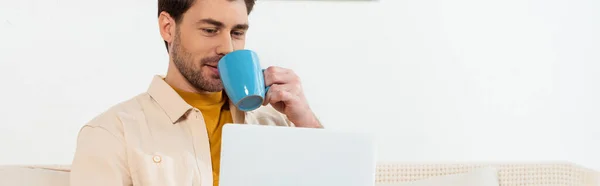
218, 49, 269, 111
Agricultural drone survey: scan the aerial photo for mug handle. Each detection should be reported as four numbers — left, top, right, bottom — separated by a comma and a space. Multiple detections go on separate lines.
262, 69, 270, 93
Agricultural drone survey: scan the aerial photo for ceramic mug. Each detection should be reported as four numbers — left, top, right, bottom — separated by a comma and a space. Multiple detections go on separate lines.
218, 49, 269, 111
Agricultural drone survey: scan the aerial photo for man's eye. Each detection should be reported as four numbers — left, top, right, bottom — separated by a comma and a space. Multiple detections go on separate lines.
232, 31, 246, 37
201, 28, 218, 35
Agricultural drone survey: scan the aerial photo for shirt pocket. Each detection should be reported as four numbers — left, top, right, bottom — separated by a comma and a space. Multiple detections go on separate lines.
130, 149, 197, 186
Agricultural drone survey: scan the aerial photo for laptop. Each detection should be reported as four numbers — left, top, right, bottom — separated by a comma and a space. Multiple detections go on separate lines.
218, 124, 377, 186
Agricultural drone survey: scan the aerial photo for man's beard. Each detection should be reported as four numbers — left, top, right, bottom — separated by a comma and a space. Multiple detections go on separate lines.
171, 30, 223, 92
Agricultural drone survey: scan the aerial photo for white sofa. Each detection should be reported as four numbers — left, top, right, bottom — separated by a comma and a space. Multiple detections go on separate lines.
1, 162, 598, 186
377, 162, 599, 185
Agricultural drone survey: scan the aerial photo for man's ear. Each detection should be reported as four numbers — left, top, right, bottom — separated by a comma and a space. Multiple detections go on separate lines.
158, 12, 175, 48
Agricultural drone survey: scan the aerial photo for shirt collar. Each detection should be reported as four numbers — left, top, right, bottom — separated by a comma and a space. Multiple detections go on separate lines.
146, 75, 245, 124
147, 75, 193, 124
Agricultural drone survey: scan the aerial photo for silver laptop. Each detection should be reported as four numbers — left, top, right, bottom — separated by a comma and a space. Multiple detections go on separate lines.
218, 124, 377, 186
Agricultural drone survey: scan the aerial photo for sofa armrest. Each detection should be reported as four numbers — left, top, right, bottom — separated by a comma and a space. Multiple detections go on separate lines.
0, 166, 70, 186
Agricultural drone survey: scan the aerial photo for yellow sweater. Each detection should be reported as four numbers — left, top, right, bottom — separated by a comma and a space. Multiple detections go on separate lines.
173, 88, 232, 186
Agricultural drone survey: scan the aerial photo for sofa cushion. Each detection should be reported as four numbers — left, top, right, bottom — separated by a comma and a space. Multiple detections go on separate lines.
0, 166, 69, 186
377, 167, 499, 186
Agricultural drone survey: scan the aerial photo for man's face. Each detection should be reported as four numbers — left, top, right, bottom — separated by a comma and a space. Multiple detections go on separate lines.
170, 0, 249, 92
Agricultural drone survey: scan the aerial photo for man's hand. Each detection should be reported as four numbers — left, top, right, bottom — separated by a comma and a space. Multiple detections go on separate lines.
263, 66, 322, 128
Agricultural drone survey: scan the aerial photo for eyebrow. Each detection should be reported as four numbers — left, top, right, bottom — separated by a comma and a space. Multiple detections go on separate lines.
233, 24, 249, 30
197, 18, 224, 27
196, 18, 249, 30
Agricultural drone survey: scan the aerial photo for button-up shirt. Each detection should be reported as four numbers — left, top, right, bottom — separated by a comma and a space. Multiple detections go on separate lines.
70, 75, 294, 186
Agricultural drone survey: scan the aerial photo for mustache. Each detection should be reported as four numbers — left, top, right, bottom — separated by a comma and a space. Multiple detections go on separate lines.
201, 55, 223, 65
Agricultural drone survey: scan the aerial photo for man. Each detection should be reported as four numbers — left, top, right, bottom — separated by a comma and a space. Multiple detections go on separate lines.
69, 0, 322, 185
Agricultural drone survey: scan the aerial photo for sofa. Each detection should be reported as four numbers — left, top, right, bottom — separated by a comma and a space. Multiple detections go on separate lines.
376, 162, 599, 185
1, 162, 598, 186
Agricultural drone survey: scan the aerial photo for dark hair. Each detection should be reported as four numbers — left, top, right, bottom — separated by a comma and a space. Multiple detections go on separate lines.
158, 0, 256, 50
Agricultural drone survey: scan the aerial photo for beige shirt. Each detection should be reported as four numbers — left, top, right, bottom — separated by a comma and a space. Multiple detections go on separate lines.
70, 75, 295, 186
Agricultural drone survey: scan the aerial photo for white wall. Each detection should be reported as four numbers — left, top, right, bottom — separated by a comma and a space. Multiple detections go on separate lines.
1, 0, 599, 170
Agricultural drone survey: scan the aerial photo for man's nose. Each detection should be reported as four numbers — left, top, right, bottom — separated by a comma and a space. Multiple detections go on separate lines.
217, 33, 234, 56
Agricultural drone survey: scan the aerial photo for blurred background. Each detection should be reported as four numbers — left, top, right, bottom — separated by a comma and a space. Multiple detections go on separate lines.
0, 0, 599, 170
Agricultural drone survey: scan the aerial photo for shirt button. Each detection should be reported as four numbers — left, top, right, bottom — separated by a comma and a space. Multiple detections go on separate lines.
153, 155, 162, 163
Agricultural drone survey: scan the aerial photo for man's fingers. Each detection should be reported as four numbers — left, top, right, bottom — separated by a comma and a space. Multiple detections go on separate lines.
263, 84, 295, 106
269, 89, 294, 105
263, 84, 277, 106
264, 66, 297, 86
